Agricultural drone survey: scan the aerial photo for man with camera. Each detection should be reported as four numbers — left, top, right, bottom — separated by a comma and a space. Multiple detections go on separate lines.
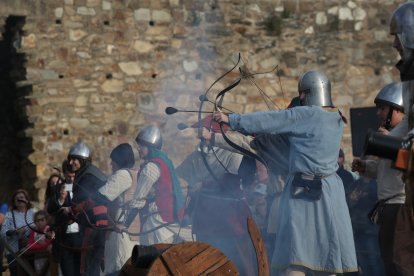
47, 160, 81, 276
352, 82, 406, 275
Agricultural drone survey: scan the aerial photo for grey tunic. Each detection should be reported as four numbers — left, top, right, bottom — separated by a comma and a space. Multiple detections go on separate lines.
229, 106, 358, 273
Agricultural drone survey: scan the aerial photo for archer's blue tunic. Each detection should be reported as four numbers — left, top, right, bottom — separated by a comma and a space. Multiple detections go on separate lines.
229, 106, 358, 274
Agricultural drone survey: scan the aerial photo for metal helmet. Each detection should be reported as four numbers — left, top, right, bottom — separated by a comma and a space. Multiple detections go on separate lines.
68, 141, 91, 160
390, 2, 414, 50
135, 125, 162, 149
298, 70, 333, 107
374, 82, 404, 111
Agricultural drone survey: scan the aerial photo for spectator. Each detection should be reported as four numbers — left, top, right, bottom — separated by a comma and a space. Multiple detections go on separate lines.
0, 202, 8, 275
0, 203, 8, 225
27, 210, 54, 275
47, 160, 81, 276
44, 173, 62, 209
0, 189, 35, 276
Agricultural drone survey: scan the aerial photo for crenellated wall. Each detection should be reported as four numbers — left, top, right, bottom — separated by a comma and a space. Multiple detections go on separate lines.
0, 0, 406, 200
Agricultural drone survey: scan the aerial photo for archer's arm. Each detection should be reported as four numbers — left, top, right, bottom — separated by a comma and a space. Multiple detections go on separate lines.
129, 162, 160, 209
200, 127, 256, 154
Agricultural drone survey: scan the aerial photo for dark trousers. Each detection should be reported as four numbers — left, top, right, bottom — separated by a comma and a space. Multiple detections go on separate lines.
6, 255, 17, 276
81, 228, 105, 276
58, 233, 82, 276
379, 203, 403, 276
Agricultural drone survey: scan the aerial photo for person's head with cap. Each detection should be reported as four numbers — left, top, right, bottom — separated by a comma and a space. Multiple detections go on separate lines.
374, 82, 404, 130
390, 2, 414, 77
298, 70, 333, 107
135, 125, 162, 159
67, 141, 92, 172
110, 143, 135, 172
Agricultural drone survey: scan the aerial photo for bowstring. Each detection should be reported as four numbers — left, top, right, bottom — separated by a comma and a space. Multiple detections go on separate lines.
239, 56, 286, 111
197, 53, 242, 182
212, 54, 289, 171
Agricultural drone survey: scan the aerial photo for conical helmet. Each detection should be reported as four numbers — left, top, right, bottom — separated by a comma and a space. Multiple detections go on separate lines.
135, 125, 162, 149
68, 141, 91, 160
298, 70, 333, 107
374, 82, 404, 111
390, 2, 414, 50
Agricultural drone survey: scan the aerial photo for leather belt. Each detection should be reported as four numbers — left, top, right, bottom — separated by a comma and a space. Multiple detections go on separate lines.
297, 173, 332, 180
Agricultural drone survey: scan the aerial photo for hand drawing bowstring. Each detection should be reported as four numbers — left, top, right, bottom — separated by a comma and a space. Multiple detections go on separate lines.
199, 53, 286, 176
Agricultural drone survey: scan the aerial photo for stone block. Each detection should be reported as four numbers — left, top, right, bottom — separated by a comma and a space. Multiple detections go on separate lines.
86, 0, 100, 7
28, 152, 48, 165
353, 7, 366, 21
152, 10, 172, 22
133, 40, 154, 53
101, 79, 125, 93
134, 8, 151, 21
55, 7, 64, 18
119, 62, 143, 76
183, 60, 198, 72
75, 96, 88, 107
69, 29, 88, 41
339, 7, 353, 21
77, 7, 96, 16
38, 69, 59, 80
69, 118, 91, 129
145, 26, 170, 36
47, 142, 64, 151
77, 51, 92, 59
316, 12, 327, 25
102, 1, 111, 10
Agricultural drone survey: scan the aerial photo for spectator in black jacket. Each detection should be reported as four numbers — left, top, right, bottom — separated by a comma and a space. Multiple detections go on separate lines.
47, 160, 81, 276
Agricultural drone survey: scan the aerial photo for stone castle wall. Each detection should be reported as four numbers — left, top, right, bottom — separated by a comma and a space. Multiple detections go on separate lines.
0, 0, 406, 200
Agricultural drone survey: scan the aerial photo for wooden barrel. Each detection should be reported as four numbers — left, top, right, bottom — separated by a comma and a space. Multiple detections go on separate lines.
120, 217, 269, 276
120, 242, 238, 275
